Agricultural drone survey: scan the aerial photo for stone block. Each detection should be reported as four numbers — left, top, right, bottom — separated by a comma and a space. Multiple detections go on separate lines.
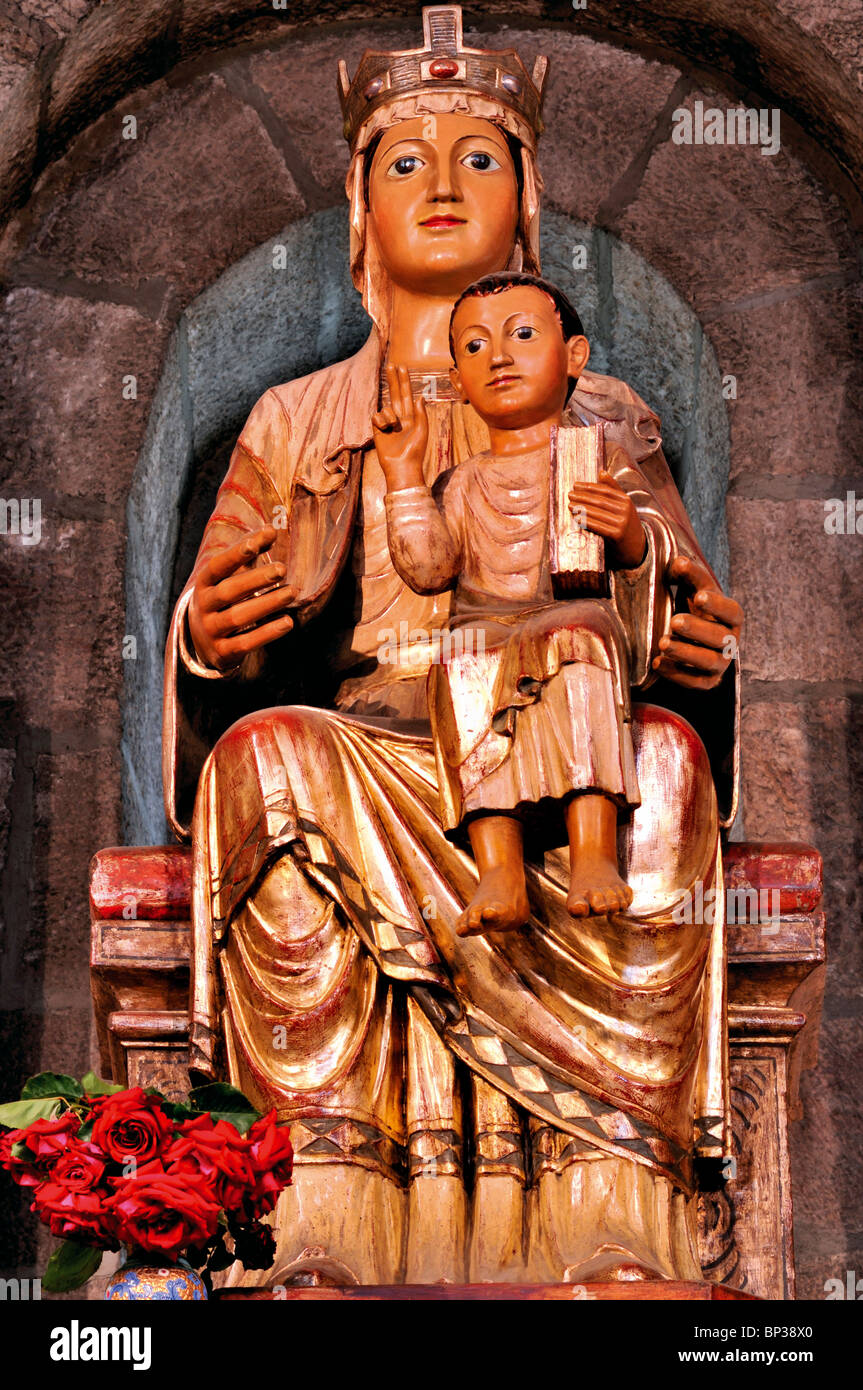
179, 0, 280, 53
740, 697, 863, 993
527, 30, 682, 224
0, 511, 126, 727
45, 0, 170, 146
35, 749, 121, 1007
538, 216, 604, 369
30, 73, 304, 308
708, 280, 863, 484
0, 286, 168, 506
727, 496, 863, 683
617, 87, 858, 317
610, 230, 699, 466
0, 68, 39, 223
245, 25, 416, 202
789, 1014, 863, 1301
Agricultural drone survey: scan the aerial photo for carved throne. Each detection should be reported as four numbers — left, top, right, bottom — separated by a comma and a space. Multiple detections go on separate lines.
89, 838, 824, 1300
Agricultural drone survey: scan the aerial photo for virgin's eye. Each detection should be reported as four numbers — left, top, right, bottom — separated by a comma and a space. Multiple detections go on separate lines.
513, 325, 537, 340
465, 339, 485, 355
387, 155, 425, 178
461, 150, 501, 172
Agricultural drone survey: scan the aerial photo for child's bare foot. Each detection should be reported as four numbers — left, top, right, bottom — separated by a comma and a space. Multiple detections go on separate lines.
457, 864, 529, 937
567, 853, 633, 918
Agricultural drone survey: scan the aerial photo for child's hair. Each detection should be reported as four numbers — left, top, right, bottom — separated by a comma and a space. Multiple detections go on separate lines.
448, 271, 585, 363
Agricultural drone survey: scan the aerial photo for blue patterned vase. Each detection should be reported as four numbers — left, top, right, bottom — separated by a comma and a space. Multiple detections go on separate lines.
105, 1250, 207, 1300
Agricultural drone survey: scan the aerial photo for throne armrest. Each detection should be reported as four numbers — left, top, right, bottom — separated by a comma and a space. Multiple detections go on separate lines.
722, 841, 825, 1115
89, 846, 192, 1092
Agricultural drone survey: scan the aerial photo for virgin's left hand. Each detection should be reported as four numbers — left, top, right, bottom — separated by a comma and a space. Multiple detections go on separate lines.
653, 556, 743, 690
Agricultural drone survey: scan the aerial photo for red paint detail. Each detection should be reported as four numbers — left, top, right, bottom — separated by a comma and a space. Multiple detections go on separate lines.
724, 842, 822, 912
90, 846, 191, 921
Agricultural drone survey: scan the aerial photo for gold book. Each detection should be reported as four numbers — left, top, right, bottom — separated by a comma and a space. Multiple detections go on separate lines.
549, 423, 607, 595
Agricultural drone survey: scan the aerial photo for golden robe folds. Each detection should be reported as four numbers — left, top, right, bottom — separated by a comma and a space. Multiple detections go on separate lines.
163, 332, 734, 1285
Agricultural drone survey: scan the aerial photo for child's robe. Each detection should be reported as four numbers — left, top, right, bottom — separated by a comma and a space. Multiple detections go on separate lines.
386, 441, 659, 840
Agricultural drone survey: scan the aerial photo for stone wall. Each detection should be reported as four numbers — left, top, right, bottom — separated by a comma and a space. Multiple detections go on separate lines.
0, 2, 860, 1299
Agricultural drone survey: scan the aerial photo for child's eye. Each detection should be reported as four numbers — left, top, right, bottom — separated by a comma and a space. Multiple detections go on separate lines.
461, 151, 502, 172
465, 339, 484, 354
513, 325, 537, 340
387, 155, 424, 178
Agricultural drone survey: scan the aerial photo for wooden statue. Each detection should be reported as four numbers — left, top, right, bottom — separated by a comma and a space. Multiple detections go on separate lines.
374, 273, 645, 934
159, 6, 747, 1287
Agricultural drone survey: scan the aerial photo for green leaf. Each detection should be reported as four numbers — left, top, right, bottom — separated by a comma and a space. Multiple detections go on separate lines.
161, 1101, 195, 1123
80, 1071, 123, 1097
0, 1097, 64, 1129
76, 1117, 95, 1142
42, 1240, 103, 1293
21, 1072, 83, 1101
188, 1083, 261, 1136
10, 1140, 29, 1160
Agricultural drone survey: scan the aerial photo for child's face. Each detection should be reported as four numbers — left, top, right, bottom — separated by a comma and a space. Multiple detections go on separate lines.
449, 285, 589, 430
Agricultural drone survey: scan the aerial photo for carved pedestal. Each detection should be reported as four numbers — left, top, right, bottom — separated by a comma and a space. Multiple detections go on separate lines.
90, 841, 824, 1299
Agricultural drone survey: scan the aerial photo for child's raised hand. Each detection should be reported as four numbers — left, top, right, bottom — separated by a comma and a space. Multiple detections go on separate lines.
568, 466, 647, 570
371, 363, 429, 492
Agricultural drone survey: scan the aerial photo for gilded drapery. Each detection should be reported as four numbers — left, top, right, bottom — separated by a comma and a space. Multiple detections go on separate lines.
163, 331, 735, 1284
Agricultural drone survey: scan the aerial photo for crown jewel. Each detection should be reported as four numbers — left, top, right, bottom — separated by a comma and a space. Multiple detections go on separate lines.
338, 6, 548, 149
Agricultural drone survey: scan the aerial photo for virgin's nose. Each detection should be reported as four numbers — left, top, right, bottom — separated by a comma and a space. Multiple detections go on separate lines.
490, 344, 514, 368
428, 156, 461, 202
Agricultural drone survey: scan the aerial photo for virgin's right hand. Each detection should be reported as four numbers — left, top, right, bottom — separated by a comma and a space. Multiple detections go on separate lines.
371, 362, 429, 491
187, 526, 297, 672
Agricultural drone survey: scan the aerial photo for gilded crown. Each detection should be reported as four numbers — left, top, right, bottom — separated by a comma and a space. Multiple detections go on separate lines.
338, 6, 548, 149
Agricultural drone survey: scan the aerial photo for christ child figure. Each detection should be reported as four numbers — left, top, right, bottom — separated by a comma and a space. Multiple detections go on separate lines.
373, 272, 651, 938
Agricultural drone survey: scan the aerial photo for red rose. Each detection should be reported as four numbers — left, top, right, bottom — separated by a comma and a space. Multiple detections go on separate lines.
50, 1144, 107, 1192
165, 1114, 254, 1213
90, 1088, 173, 1166
0, 1111, 81, 1188
107, 1159, 222, 1261
32, 1179, 116, 1248
243, 1111, 293, 1219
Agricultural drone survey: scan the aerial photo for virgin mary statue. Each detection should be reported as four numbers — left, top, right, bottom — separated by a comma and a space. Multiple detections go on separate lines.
162, 6, 743, 1287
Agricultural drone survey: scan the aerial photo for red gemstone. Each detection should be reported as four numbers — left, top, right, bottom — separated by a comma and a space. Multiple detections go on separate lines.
429, 58, 459, 79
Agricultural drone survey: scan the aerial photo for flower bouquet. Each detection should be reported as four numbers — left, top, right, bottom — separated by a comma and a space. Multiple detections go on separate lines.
0, 1071, 293, 1296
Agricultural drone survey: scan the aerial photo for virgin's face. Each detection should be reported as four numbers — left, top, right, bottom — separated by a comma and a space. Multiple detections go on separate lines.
366, 114, 520, 296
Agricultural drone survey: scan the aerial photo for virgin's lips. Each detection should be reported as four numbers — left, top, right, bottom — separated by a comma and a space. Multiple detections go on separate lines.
420, 215, 467, 227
